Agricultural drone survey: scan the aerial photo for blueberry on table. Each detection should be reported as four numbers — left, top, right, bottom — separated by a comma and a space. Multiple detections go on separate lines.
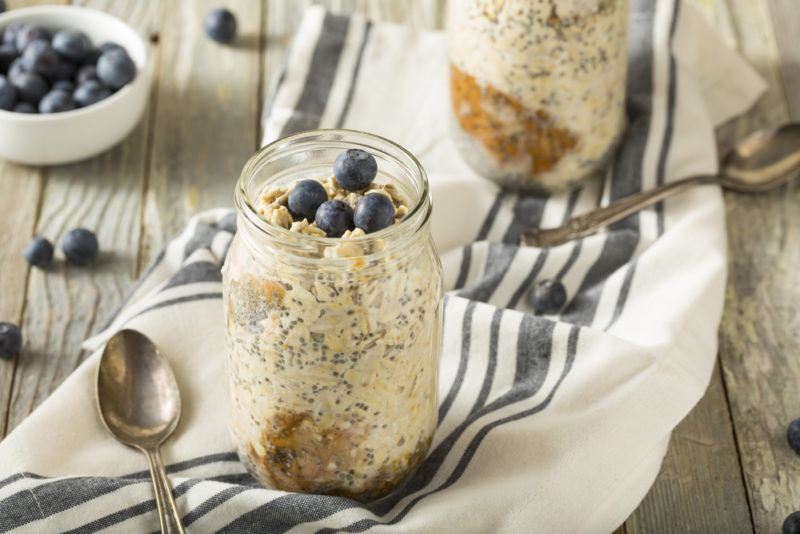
0, 75, 16, 110
0, 44, 19, 74
52, 30, 92, 62
15, 24, 50, 53
288, 179, 328, 222
76, 64, 98, 84
784, 512, 800, 534
21, 39, 59, 79
96, 48, 135, 90
529, 279, 567, 314
74, 80, 112, 107
354, 193, 395, 233
204, 8, 237, 43
13, 102, 35, 113
53, 79, 74, 93
62, 228, 99, 265
39, 89, 76, 114
11, 71, 48, 105
315, 200, 355, 238
23, 236, 54, 268
334, 149, 378, 191
0, 322, 21, 360
787, 418, 800, 454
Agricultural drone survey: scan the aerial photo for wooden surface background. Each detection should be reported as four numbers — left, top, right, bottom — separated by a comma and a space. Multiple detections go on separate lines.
0, 0, 797, 532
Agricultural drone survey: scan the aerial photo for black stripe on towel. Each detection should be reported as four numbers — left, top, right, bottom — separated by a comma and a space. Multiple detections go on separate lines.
280, 13, 350, 136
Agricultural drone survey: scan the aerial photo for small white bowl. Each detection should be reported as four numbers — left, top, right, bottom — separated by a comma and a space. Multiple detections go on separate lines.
0, 5, 149, 165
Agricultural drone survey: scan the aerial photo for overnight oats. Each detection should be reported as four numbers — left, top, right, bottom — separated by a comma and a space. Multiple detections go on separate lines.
448, 0, 629, 191
222, 130, 443, 500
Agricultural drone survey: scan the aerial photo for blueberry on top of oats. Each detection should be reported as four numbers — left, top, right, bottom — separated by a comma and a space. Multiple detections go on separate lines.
354, 193, 395, 234
315, 199, 355, 238
287, 179, 328, 222
334, 149, 377, 191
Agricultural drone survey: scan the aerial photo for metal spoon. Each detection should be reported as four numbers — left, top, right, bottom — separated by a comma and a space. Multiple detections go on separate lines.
96, 329, 185, 534
522, 122, 800, 247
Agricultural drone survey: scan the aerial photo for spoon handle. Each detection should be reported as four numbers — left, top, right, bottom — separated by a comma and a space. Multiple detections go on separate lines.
144, 447, 186, 534
521, 174, 718, 247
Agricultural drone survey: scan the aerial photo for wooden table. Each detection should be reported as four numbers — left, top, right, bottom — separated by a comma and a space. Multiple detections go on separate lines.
0, 1, 797, 532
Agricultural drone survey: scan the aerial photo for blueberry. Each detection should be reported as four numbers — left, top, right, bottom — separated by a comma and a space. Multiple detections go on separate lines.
204, 8, 237, 43
787, 418, 800, 454
10, 72, 46, 105
39, 89, 75, 114
23, 236, 53, 268
52, 79, 74, 92
334, 149, 378, 191
21, 39, 59, 79
529, 279, 567, 314
96, 48, 135, 90
52, 30, 92, 62
15, 24, 50, 53
354, 193, 395, 233
62, 228, 99, 265
0, 322, 21, 360
81, 47, 101, 66
2, 22, 22, 49
99, 42, 124, 54
0, 74, 16, 110
315, 200, 355, 238
287, 180, 328, 221
48, 60, 76, 83
0, 44, 18, 74
74, 80, 112, 107
76, 64, 97, 84
784, 512, 800, 534
8, 57, 24, 79
13, 102, 35, 113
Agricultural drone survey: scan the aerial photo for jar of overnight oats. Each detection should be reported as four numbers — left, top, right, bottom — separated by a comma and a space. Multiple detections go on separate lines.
222, 130, 443, 501
448, 0, 629, 192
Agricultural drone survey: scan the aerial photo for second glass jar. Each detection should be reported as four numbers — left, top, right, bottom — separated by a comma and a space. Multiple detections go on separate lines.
448, 0, 629, 192
222, 130, 442, 501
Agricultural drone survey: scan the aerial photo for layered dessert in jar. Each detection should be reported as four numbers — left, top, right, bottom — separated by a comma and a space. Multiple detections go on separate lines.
223, 130, 442, 500
448, 0, 629, 191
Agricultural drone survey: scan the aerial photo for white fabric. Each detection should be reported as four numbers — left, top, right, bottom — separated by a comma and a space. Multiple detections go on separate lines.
0, 3, 764, 533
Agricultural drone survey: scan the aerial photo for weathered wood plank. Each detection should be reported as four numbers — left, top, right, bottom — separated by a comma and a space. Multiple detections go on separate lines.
765, 0, 800, 120
0, 0, 71, 437
140, 0, 264, 266
625, 365, 753, 533
4, 0, 161, 434
698, 0, 800, 532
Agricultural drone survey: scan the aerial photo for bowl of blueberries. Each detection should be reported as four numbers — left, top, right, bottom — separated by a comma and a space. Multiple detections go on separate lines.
0, 5, 148, 165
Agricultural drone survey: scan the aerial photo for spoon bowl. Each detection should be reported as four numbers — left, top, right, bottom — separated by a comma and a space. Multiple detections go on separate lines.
720, 122, 800, 192
97, 329, 181, 449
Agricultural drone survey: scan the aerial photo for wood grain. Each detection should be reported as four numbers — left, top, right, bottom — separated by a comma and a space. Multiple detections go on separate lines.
3, 0, 160, 434
140, 0, 264, 266
699, 0, 800, 532
625, 365, 753, 533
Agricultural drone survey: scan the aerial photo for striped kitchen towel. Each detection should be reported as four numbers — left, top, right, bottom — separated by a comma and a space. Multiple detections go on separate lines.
0, 1, 765, 533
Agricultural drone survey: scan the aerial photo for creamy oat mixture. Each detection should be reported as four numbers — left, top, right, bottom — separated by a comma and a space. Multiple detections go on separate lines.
448, 0, 628, 190
223, 175, 441, 500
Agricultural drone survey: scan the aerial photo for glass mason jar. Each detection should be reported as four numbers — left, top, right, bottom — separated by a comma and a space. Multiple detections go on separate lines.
448, 0, 629, 192
222, 130, 443, 501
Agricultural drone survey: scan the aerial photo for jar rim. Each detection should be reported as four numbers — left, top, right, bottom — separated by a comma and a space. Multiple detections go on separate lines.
235, 129, 431, 254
